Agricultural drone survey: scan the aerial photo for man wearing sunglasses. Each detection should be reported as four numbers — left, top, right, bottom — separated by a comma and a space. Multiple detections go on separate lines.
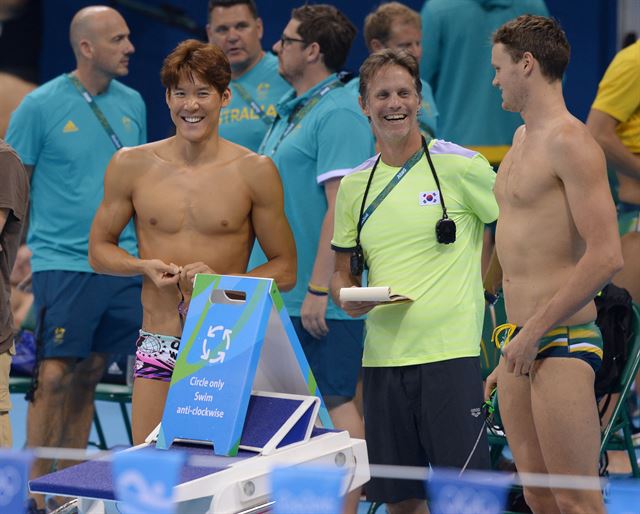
249, 5, 371, 513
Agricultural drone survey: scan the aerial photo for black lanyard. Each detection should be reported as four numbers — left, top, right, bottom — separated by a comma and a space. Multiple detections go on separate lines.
356, 137, 448, 244
357, 147, 423, 232
67, 74, 123, 150
258, 79, 343, 156
350, 137, 454, 275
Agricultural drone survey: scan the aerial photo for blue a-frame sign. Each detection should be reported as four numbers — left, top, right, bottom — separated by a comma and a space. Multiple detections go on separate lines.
156, 274, 331, 456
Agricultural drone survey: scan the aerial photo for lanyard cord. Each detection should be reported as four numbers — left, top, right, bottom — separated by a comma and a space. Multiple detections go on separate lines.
67, 74, 123, 150
355, 136, 448, 250
423, 137, 449, 219
258, 79, 343, 156
355, 154, 382, 250
177, 282, 186, 331
233, 82, 271, 125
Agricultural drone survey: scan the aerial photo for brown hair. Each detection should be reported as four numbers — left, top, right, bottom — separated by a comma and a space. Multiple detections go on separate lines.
208, 0, 258, 19
359, 48, 422, 104
291, 4, 356, 73
363, 2, 421, 51
493, 15, 570, 82
160, 39, 231, 95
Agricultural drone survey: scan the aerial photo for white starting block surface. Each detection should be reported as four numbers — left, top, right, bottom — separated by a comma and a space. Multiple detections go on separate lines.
30, 276, 369, 513
31, 425, 369, 513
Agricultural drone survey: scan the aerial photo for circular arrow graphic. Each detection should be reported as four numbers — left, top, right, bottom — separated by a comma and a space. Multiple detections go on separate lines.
200, 326, 233, 364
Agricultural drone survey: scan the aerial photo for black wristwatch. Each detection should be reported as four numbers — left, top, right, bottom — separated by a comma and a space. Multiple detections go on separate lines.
484, 290, 500, 306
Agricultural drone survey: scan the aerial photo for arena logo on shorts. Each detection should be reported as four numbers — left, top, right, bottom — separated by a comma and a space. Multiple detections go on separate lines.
169, 338, 180, 362
54, 327, 66, 344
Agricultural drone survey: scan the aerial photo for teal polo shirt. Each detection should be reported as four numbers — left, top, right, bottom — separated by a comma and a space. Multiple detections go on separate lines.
219, 52, 291, 152
345, 76, 439, 137
6, 74, 146, 273
250, 74, 373, 319
420, 0, 548, 163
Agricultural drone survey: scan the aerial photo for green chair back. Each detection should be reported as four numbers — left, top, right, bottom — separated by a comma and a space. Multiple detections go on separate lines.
599, 303, 640, 477
480, 295, 507, 379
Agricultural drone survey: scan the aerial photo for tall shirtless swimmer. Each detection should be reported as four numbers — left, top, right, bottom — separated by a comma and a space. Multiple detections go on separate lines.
484, 16, 623, 514
89, 40, 296, 444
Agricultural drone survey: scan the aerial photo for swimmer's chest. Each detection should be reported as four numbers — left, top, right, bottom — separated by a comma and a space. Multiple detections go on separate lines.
132, 167, 252, 235
495, 141, 563, 210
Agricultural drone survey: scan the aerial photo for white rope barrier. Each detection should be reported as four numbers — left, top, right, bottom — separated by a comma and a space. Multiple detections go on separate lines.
11, 446, 632, 491
26, 446, 269, 467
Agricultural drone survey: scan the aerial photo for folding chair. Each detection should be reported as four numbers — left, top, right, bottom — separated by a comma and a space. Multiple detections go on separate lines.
8, 377, 133, 449
480, 297, 509, 467
599, 304, 640, 477
91, 383, 133, 448
480, 295, 507, 379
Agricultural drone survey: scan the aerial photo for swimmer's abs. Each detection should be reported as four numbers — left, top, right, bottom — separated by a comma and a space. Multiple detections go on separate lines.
140, 289, 185, 336
502, 281, 597, 328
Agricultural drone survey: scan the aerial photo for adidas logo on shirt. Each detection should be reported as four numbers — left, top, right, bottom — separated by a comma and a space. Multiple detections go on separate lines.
63, 120, 79, 133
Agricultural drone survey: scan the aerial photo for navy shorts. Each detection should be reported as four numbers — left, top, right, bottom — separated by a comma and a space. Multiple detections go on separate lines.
291, 317, 363, 403
363, 357, 490, 503
32, 271, 142, 360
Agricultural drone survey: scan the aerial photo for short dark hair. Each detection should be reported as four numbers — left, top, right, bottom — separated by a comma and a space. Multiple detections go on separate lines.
359, 48, 422, 104
493, 15, 570, 82
291, 4, 356, 73
161, 39, 231, 96
207, 0, 258, 19
363, 2, 421, 52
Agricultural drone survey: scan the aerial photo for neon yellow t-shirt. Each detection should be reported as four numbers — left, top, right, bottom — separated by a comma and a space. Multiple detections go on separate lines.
591, 41, 640, 154
332, 140, 498, 367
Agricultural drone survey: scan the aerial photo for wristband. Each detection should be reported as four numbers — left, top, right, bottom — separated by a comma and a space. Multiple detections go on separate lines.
308, 282, 329, 294
307, 285, 329, 297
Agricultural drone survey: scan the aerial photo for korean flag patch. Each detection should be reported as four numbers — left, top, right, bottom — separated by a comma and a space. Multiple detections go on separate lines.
419, 191, 440, 206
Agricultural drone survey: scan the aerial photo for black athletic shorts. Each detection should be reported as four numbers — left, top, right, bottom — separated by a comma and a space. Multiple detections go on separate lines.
363, 357, 490, 504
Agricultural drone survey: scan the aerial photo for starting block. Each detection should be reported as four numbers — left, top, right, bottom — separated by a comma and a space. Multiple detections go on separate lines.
28, 275, 369, 513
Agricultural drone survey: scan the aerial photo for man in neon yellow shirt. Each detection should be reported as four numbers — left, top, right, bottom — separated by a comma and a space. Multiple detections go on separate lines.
332, 49, 497, 512
587, 40, 640, 303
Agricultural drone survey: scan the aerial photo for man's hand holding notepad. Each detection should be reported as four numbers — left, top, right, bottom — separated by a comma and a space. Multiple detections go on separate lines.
339, 286, 413, 305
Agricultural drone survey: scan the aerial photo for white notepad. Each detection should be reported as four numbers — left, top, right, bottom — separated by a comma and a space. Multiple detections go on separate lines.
339, 286, 412, 304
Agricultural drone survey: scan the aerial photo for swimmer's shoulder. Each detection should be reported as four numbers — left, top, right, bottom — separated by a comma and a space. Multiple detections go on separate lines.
546, 115, 605, 178
106, 139, 174, 186
221, 138, 279, 178
112, 138, 173, 166
547, 115, 600, 157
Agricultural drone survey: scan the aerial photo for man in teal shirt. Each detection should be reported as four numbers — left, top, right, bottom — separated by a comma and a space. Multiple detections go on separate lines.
251, 5, 372, 513
6, 6, 145, 509
346, 2, 438, 139
207, 0, 291, 152
421, 0, 548, 164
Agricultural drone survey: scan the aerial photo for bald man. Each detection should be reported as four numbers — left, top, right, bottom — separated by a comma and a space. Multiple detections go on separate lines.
6, 6, 145, 508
